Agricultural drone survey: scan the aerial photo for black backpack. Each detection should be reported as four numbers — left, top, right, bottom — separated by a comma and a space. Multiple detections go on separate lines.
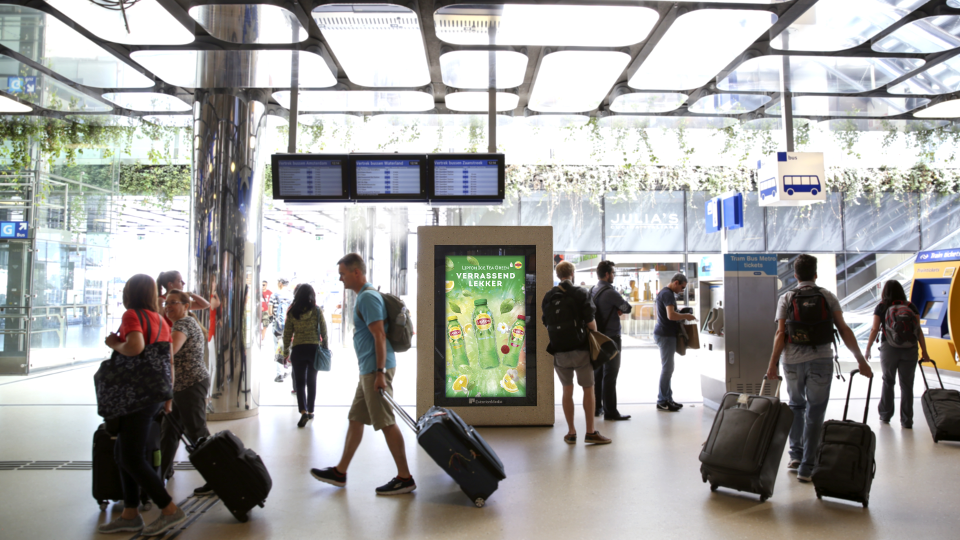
785, 286, 836, 347
543, 283, 588, 353
882, 301, 919, 349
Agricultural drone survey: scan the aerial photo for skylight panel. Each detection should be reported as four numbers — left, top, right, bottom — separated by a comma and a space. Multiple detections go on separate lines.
688, 94, 770, 114
445, 91, 518, 112
272, 91, 434, 112
629, 10, 776, 91
771, 0, 926, 52
101, 93, 191, 112
312, 4, 430, 87
190, 4, 307, 44
718, 56, 924, 93
873, 16, 960, 53
609, 93, 687, 114
0, 66, 111, 112
768, 96, 929, 117
0, 95, 31, 113
434, 4, 658, 47
45, 0, 194, 46
528, 51, 629, 113
440, 51, 527, 89
598, 116, 736, 129
889, 56, 960, 95
130, 51, 337, 89
914, 99, 960, 118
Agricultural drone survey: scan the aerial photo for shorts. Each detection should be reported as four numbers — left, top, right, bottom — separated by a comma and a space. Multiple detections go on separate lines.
554, 349, 594, 387
261, 313, 272, 327
347, 368, 396, 431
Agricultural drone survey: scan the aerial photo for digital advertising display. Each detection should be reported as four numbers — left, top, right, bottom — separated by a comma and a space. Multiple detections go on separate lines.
435, 246, 537, 407
270, 154, 349, 201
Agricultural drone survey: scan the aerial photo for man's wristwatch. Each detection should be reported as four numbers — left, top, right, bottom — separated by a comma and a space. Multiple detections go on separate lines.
375, 368, 386, 374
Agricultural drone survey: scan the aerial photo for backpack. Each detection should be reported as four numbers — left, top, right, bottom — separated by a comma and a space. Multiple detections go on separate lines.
785, 286, 836, 348
358, 290, 414, 353
883, 301, 919, 348
543, 283, 588, 353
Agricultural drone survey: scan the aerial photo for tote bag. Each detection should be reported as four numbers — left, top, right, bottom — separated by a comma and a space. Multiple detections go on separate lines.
313, 307, 332, 372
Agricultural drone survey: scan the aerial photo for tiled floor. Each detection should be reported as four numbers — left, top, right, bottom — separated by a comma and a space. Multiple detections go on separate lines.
0, 347, 955, 540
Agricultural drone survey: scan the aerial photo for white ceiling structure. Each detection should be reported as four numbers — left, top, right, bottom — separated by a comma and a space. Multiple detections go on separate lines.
0, 0, 957, 124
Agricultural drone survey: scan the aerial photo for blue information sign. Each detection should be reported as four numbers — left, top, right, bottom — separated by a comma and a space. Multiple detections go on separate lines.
705, 196, 722, 233
0, 221, 28, 239
916, 249, 960, 263
722, 193, 744, 230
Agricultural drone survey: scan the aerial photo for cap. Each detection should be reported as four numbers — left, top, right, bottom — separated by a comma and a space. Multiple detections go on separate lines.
473, 299, 487, 305
447, 315, 459, 321
516, 315, 525, 321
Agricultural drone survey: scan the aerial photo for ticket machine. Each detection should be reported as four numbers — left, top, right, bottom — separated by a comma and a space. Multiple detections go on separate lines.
911, 249, 960, 382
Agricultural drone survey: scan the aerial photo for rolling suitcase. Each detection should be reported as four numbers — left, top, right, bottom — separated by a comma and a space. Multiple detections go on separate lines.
699, 376, 792, 502
919, 359, 960, 443
381, 390, 506, 507
168, 414, 272, 522
812, 369, 876, 508
92, 415, 162, 511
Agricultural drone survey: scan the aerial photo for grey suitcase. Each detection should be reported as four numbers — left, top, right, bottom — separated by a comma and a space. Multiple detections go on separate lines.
699, 376, 793, 502
919, 359, 960, 443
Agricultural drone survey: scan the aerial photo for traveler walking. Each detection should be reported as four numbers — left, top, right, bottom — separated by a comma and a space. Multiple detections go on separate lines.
310, 253, 415, 495
653, 273, 696, 412
544, 261, 610, 445
765, 254, 872, 483
270, 278, 293, 383
591, 260, 633, 420
98, 274, 186, 536
283, 284, 327, 428
158, 290, 212, 495
864, 280, 930, 429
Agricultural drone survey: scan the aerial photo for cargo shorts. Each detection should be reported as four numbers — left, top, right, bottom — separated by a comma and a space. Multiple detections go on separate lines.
347, 368, 396, 431
554, 349, 594, 387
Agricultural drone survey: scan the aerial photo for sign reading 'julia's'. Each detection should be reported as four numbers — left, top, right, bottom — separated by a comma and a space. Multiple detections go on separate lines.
757, 152, 826, 207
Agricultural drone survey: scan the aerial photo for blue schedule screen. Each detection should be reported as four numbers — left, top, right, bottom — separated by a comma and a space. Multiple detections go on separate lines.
434, 160, 499, 197
355, 160, 421, 196
277, 160, 343, 197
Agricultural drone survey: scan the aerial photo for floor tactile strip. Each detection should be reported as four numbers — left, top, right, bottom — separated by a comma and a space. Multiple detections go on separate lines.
0, 460, 195, 471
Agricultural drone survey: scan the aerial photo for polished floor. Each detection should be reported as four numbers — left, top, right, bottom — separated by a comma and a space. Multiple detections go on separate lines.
0, 348, 956, 540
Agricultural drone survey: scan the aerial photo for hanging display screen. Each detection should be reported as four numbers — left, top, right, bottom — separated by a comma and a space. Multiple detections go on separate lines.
350, 156, 427, 200
271, 154, 349, 200
434, 245, 537, 407
428, 154, 505, 201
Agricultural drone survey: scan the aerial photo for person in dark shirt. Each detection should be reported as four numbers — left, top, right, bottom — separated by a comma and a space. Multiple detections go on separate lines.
543, 261, 610, 445
591, 260, 633, 421
653, 273, 696, 412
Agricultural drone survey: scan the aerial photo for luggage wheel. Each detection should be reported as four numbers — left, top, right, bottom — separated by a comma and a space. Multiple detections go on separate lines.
709, 484, 718, 492
759, 496, 768, 503
233, 511, 249, 523
99, 501, 109, 511
474, 498, 485, 508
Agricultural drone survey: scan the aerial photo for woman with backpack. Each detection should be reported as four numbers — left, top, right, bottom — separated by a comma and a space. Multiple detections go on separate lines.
865, 280, 931, 429
283, 284, 328, 428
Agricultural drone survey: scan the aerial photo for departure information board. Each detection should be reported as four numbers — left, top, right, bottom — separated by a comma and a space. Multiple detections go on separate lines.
276, 159, 344, 197
433, 159, 499, 197
354, 159, 422, 197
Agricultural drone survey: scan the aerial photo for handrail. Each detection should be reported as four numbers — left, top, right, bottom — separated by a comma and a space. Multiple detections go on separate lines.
42, 172, 113, 195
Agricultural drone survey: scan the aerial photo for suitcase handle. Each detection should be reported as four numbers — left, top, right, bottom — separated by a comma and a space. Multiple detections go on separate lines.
162, 411, 198, 452
379, 389, 418, 434
760, 375, 782, 397
918, 359, 945, 390
843, 369, 873, 424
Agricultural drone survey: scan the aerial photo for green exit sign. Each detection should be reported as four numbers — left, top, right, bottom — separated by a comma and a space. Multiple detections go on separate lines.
315, 234, 324, 241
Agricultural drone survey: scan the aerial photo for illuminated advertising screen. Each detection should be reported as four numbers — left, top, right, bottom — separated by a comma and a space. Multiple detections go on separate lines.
434, 246, 537, 407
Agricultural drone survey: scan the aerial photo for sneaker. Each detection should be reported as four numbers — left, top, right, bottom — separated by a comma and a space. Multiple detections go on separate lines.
274, 375, 283, 383
902, 422, 913, 429
310, 467, 346, 488
297, 413, 310, 428
563, 433, 577, 444
141, 507, 186, 537
657, 402, 681, 412
797, 473, 812, 483
375, 476, 417, 495
787, 459, 801, 471
193, 483, 214, 496
584, 431, 612, 445
670, 401, 684, 409
97, 515, 144, 534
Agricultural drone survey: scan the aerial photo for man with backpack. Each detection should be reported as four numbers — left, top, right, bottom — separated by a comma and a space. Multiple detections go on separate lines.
591, 260, 633, 420
310, 253, 416, 495
543, 261, 611, 445
765, 254, 872, 483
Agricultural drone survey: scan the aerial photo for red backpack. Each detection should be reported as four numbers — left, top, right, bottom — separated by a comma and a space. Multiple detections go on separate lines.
883, 301, 919, 348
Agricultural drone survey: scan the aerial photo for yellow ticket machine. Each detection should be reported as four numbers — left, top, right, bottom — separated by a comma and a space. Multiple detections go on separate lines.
911, 249, 960, 378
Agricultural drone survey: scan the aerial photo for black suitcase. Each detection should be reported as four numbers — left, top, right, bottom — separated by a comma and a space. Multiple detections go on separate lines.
382, 390, 506, 508
92, 416, 162, 511
919, 359, 960, 443
812, 369, 876, 507
699, 376, 792, 502
169, 415, 272, 523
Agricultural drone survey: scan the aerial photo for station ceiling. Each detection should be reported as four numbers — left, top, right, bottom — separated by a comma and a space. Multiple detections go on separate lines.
1, 1, 960, 127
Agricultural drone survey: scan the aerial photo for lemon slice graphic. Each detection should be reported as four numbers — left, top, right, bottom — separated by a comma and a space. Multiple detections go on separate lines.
500, 376, 519, 393
445, 281, 455, 293
453, 375, 469, 392
463, 323, 473, 333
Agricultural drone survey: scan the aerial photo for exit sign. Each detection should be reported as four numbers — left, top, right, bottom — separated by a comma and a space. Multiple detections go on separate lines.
315, 234, 324, 241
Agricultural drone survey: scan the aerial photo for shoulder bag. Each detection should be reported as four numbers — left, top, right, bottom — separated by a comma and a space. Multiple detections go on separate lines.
94, 310, 173, 419
314, 307, 332, 372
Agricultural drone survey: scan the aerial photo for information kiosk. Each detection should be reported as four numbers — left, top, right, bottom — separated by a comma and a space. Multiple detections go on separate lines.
416, 226, 554, 426
696, 253, 780, 410
911, 249, 960, 384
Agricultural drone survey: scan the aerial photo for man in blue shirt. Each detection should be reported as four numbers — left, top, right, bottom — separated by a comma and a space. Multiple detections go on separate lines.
310, 253, 415, 495
653, 273, 696, 412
